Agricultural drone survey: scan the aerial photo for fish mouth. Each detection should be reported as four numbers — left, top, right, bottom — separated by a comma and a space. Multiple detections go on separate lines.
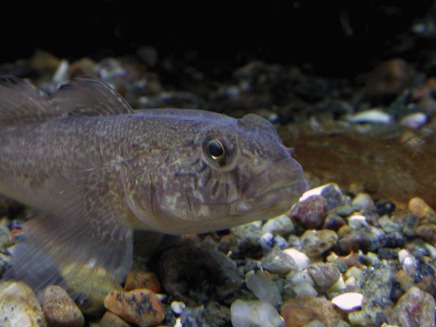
230, 178, 308, 219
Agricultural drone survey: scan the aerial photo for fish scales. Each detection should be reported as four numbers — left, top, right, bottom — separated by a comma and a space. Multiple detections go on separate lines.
0, 76, 308, 312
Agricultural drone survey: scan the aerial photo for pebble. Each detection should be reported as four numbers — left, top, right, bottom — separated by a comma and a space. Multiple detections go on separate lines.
42, 285, 84, 327
104, 289, 165, 327
416, 223, 436, 244
0, 280, 46, 327
408, 196, 435, 220
230, 299, 284, 327
389, 286, 435, 326
124, 270, 160, 293
299, 230, 338, 258
262, 215, 294, 235
352, 193, 375, 212
99, 311, 130, 327
282, 248, 310, 271
307, 263, 341, 291
246, 272, 282, 306
290, 195, 328, 229
346, 109, 392, 124
171, 301, 186, 315
280, 296, 343, 327
400, 112, 428, 129
261, 248, 297, 274
331, 292, 363, 312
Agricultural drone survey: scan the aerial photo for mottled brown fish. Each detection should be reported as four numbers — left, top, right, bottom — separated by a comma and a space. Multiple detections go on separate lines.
0, 77, 307, 310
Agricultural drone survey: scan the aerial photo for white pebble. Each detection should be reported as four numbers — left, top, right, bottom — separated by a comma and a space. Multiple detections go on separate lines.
348, 214, 368, 229
170, 301, 186, 315
246, 273, 282, 306
299, 183, 341, 202
282, 248, 310, 271
331, 292, 363, 312
400, 112, 427, 129
424, 243, 436, 259
230, 299, 284, 327
174, 317, 183, 327
346, 109, 392, 124
398, 249, 417, 270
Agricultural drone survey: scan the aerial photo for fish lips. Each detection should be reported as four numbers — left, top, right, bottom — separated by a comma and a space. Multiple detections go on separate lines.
230, 159, 309, 219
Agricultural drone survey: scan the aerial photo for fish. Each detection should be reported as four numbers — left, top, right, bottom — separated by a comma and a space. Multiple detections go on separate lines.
0, 76, 308, 311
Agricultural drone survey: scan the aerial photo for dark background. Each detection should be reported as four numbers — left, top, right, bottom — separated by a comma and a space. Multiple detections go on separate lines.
1, 1, 434, 76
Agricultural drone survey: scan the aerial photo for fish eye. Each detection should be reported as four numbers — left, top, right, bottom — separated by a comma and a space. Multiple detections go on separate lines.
205, 138, 226, 165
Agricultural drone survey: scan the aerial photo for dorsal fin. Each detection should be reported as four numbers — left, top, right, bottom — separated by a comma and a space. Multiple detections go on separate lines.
51, 78, 135, 116
0, 76, 62, 124
0, 76, 135, 125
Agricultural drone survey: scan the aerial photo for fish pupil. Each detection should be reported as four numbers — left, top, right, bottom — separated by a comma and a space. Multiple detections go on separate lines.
207, 139, 226, 161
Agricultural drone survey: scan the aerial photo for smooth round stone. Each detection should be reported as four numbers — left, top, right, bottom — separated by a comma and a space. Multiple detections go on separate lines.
290, 195, 328, 229
400, 112, 427, 129
346, 109, 392, 124
42, 285, 84, 327
0, 280, 46, 327
408, 197, 435, 220
230, 299, 284, 327
246, 272, 282, 306
100, 311, 130, 327
331, 292, 363, 312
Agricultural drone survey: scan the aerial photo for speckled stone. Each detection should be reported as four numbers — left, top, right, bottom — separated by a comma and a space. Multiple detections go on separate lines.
300, 230, 338, 258
358, 265, 396, 325
0, 280, 47, 327
104, 289, 165, 327
124, 270, 160, 293
389, 287, 435, 327
99, 311, 130, 327
42, 285, 84, 327
290, 195, 328, 229
280, 295, 343, 327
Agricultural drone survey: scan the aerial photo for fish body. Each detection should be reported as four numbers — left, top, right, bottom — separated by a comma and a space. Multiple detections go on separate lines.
0, 77, 308, 309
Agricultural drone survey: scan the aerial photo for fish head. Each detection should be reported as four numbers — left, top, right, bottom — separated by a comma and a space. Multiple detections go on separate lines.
124, 112, 308, 234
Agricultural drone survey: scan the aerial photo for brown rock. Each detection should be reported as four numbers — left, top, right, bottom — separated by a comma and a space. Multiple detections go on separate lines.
100, 311, 131, 327
390, 287, 435, 327
363, 58, 415, 97
42, 285, 84, 327
408, 197, 435, 221
104, 289, 164, 327
307, 263, 341, 290
290, 195, 328, 229
124, 270, 160, 293
280, 295, 344, 327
